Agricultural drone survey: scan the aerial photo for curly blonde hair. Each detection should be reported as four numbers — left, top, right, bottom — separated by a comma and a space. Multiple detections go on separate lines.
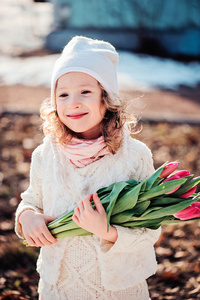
40, 86, 137, 154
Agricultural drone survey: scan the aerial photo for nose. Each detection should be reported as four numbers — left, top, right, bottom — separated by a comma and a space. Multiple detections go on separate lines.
67, 94, 82, 109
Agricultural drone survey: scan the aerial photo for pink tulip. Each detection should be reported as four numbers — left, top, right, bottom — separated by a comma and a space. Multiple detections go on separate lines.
174, 170, 190, 178
174, 202, 200, 220
163, 170, 191, 194
179, 186, 197, 198
163, 174, 182, 194
160, 162, 180, 178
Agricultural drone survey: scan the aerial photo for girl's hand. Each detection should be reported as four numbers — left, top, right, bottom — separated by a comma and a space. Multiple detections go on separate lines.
19, 210, 58, 247
72, 193, 118, 243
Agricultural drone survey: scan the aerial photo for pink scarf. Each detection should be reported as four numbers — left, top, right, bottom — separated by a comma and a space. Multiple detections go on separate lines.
63, 136, 110, 168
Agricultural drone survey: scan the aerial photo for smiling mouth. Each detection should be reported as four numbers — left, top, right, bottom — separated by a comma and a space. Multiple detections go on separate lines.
67, 113, 88, 119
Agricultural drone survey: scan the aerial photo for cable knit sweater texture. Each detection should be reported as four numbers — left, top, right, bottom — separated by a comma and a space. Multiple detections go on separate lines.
15, 130, 161, 300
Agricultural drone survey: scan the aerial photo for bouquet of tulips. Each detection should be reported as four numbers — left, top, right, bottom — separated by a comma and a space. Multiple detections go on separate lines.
23, 162, 200, 245
42, 161, 200, 240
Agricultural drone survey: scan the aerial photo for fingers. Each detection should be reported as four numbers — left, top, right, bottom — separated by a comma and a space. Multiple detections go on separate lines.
37, 232, 56, 247
24, 233, 45, 247
74, 193, 104, 215
72, 213, 80, 226
73, 207, 80, 222
82, 194, 93, 211
72, 193, 105, 225
25, 235, 37, 247
25, 230, 57, 247
22, 215, 57, 247
72, 194, 92, 224
43, 226, 58, 244
75, 194, 93, 213
72, 193, 108, 239
92, 193, 105, 214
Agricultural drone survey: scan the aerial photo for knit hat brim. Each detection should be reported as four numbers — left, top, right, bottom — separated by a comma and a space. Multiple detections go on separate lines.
51, 36, 119, 109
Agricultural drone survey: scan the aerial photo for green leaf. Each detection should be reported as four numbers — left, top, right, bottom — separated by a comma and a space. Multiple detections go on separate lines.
134, 206, 163, 219
121, 216, 170, 229
125, 178, 138, 187
55, 227, 92, 238
130, 200, 151, 215
138, 180, 147, 192
111, 200, 151, 224
150, 196, 186, 206
112, 182, 143, 215
136, 198, 198, 220
106, 181, 128, 231
145, 162, 167, 190
170, 176, 200, 197
97, 182, 115, 197
111, 211, 134, 224
48, 210, 74, 229
138, 177, 187, 201
50, 220, 78, 235
190, 192, 200, 202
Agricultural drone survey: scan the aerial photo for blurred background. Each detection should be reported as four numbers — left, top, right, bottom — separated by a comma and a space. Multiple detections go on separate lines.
0, 0, 200, 299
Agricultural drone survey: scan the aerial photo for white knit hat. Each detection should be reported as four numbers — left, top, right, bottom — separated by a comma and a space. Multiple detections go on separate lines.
51, 36, 119, 109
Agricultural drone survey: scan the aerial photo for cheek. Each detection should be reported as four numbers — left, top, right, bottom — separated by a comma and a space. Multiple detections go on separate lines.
56, 104, 66, 124
56, 106, 61, 118
100, 104, 107, 117
56, 102, 64, 114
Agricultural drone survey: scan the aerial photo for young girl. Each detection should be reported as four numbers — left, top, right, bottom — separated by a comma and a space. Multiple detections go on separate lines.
15, 36, 161, 300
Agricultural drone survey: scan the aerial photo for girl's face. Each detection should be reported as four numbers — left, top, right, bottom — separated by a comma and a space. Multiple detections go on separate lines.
56, 72, 106, 139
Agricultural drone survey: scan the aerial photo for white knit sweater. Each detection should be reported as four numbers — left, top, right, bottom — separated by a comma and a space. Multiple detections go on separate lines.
15, 130, 161, 300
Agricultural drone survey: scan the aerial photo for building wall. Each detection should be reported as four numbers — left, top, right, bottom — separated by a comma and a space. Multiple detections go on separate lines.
53, 0, 200, 30
47, 0, 200, 57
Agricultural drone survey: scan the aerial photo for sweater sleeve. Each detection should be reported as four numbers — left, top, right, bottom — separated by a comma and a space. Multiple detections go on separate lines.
129, 137, 155, 181
15, 145, 43, 238
95, 137, 161, 291
96, 226, 161, 291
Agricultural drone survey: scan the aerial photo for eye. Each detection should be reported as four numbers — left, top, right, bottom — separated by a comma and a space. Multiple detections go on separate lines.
82, 90, 91, 95
59, 93, 68, 98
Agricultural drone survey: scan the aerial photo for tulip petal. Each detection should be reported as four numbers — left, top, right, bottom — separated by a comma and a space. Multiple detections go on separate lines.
174, 170, 190, 177
172, 176, 200, 197
179, 186, 197, 198
174, 202, 200, 220
163, 175, 181, 194
160, 162, 180, 178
